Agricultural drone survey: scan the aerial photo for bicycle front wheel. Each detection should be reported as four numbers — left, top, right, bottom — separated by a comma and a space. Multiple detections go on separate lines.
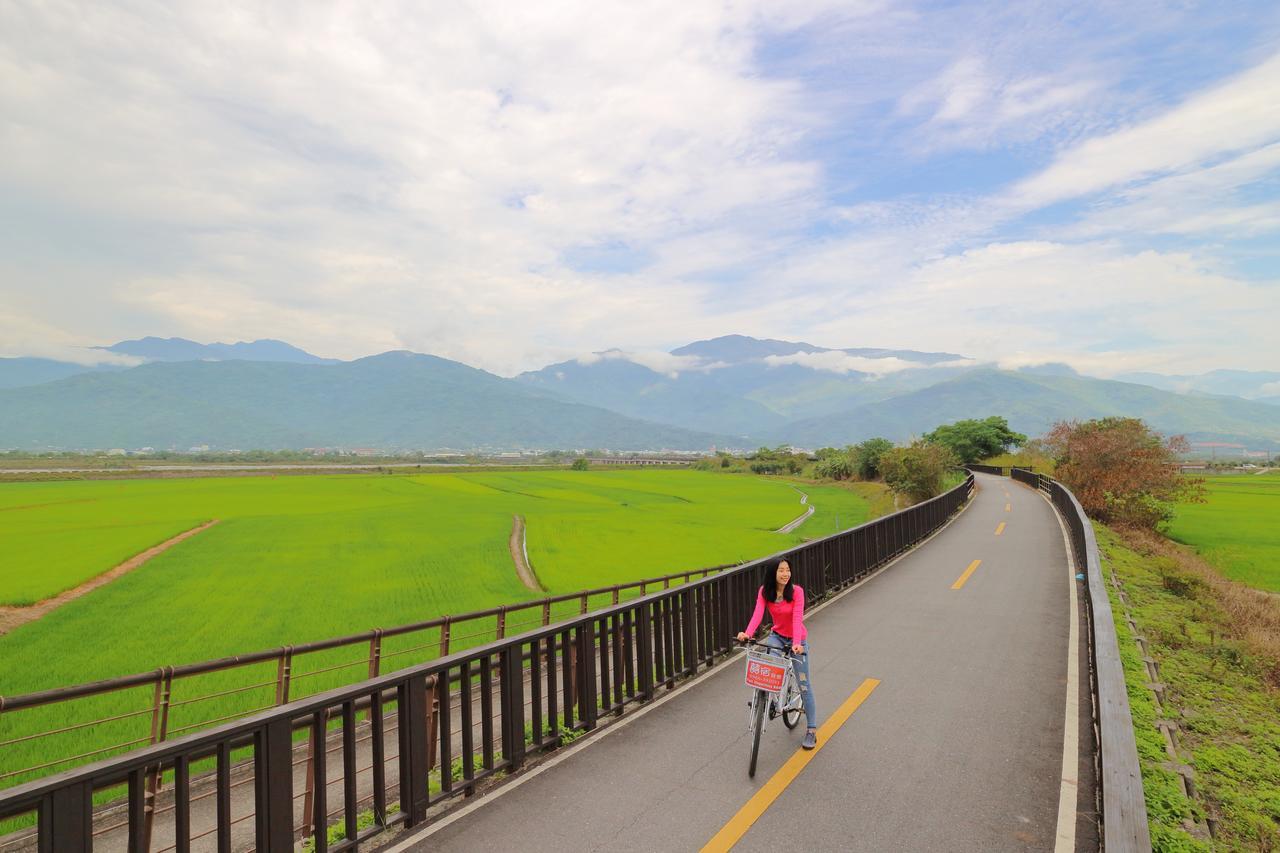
748, 689, 766, 778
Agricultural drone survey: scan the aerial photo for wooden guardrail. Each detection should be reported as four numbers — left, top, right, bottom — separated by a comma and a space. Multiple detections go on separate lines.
1001, 466, 1152, 852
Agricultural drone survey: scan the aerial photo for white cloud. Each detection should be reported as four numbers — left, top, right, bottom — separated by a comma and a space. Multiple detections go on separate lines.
763, 351, 924, 376
575, 349, 707, 378
1010, 51, 1280, 208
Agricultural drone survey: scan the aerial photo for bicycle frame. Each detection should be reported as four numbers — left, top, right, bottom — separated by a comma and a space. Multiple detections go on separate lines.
742, 641, 800, 735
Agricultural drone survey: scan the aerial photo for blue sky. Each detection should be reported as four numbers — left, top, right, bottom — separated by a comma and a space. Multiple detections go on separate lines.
1, 1, 1278, 377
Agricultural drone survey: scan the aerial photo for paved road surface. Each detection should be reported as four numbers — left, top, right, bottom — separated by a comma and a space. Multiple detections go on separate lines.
394, 473, 1084, 852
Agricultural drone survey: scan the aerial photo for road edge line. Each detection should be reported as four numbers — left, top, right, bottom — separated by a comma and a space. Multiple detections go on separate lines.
1041, 489, 1081, 853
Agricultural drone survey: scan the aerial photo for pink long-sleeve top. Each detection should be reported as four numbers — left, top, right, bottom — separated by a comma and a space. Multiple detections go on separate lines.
744, 585, 807, 642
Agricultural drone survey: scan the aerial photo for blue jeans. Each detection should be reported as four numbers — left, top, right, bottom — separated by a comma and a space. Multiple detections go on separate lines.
765, 632, 817, 727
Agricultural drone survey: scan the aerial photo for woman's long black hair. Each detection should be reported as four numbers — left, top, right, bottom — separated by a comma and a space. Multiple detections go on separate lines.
761, 558, 794, 603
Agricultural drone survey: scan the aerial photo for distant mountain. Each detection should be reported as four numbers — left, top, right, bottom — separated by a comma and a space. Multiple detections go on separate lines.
1116, 369, 1280, 400
99, 337, 338, 364
773, 369, 1280, 449
0, 358, 125, 390
516, 357, 785, 437
0, 352, 723, 451
516, 335, 971, 433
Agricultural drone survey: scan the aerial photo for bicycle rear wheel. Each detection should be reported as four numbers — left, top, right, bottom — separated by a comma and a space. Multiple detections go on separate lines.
748, 689, 766, 778
782, 679, 802, 730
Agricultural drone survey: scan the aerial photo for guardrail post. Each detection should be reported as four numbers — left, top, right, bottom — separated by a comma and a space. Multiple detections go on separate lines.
399, 674, 431, 826
40, 781, 93, 851
542, 599, 552, 626
576, 622, 598, 731
637, 601, 655, 702
254, 718, 294, 851
496, 607, 507, 640
680, 589, 696, 677
501, 645, 526, 771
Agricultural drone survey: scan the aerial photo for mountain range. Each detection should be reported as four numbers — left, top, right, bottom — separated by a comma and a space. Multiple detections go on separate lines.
0, 335, 1277, 451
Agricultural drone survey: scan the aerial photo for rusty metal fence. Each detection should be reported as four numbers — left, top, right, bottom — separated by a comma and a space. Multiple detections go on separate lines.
0, 475, 973, 851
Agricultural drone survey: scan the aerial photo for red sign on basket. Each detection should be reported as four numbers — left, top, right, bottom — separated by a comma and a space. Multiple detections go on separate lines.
744, 655, 787, 693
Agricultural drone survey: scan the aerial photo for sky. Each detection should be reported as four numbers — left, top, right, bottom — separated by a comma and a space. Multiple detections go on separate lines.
2, 0, 1279, 378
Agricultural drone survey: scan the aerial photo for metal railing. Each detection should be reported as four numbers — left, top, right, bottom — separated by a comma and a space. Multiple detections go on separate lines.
0, 476, 974, 850
1001, 467, 1152, 852
0, 562, 740, 798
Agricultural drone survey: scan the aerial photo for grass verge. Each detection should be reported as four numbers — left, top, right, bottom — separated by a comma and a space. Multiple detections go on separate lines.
1097, 524, 1280, 851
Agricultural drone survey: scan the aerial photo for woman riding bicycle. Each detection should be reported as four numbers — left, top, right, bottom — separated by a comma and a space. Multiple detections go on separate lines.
736, 558, 818, 749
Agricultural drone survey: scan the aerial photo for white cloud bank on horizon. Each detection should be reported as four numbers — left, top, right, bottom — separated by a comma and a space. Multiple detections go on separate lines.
0, 2, 1277, 378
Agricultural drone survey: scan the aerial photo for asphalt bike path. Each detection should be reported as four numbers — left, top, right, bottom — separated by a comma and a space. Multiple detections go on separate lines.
392, 473, 1077, 852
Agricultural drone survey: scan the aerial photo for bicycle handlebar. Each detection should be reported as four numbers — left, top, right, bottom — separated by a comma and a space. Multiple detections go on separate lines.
734, 637, 800, 658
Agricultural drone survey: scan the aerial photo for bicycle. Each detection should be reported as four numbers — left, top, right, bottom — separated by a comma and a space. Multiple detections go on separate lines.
737, 638, 804, 777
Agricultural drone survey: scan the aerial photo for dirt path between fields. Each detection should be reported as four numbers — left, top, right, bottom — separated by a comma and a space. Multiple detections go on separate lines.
509, 514, 546, 593
0, 519, 220, 635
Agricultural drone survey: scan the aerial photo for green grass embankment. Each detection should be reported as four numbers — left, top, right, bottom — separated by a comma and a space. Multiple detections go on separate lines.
1098, 525, 1280, 851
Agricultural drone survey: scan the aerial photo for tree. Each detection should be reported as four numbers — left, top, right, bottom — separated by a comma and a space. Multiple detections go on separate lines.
1043, 418, 1205, 528
853, 437, 894, 480
880, 441, 958, 501
571, 457, 590, 471
924, 416, 1027, 464
813, 453, 855, 480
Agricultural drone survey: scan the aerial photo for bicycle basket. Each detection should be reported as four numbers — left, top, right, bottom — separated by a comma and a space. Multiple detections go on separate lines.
744, 651, 788, 694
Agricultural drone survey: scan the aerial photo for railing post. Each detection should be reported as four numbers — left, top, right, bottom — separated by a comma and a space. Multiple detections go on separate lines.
680, 589, 696, 676
275, 646, 293, 705
438, 618, 451, 657
580, 592, 589, 615
254, 718, 294, 851
542, 599, 552, 626
143, 666, 173, 851
496, 606, 507, 640
576, 622, 598, 730
501, 645, 527, 771
40, 781, 93, 852
399, 674, 431, 826
368, 630, 383, 678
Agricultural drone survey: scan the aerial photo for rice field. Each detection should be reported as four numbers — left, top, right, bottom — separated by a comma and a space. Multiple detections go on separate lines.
1165, 470, 1280, 593
0, 469, 873, 792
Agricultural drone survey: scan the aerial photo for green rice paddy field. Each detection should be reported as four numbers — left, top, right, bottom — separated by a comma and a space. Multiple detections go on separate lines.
0, 469, 874, 790
1166, 470, 1280, 593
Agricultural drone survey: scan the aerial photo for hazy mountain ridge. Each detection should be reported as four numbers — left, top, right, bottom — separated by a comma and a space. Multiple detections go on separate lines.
0, 353, 726, 451
3, 335, 1278, 450
100, 336, 338, 364
773, 370, 1280, 448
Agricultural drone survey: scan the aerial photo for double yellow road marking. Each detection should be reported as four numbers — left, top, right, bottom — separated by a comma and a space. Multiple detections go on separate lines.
702, 678, 881, 852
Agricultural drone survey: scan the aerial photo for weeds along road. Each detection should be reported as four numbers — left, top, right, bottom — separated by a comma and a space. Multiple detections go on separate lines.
393, 473, 1092, 853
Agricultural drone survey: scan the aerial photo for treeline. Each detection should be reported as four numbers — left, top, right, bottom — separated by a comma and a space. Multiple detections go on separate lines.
697, 415, 1025, 502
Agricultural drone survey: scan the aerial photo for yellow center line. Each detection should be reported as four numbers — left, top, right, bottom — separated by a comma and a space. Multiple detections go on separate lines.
701, 678, 881, 852
995, 522, 1006, 536
1005, 502, 1011, 512
951, 559, 982, 589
